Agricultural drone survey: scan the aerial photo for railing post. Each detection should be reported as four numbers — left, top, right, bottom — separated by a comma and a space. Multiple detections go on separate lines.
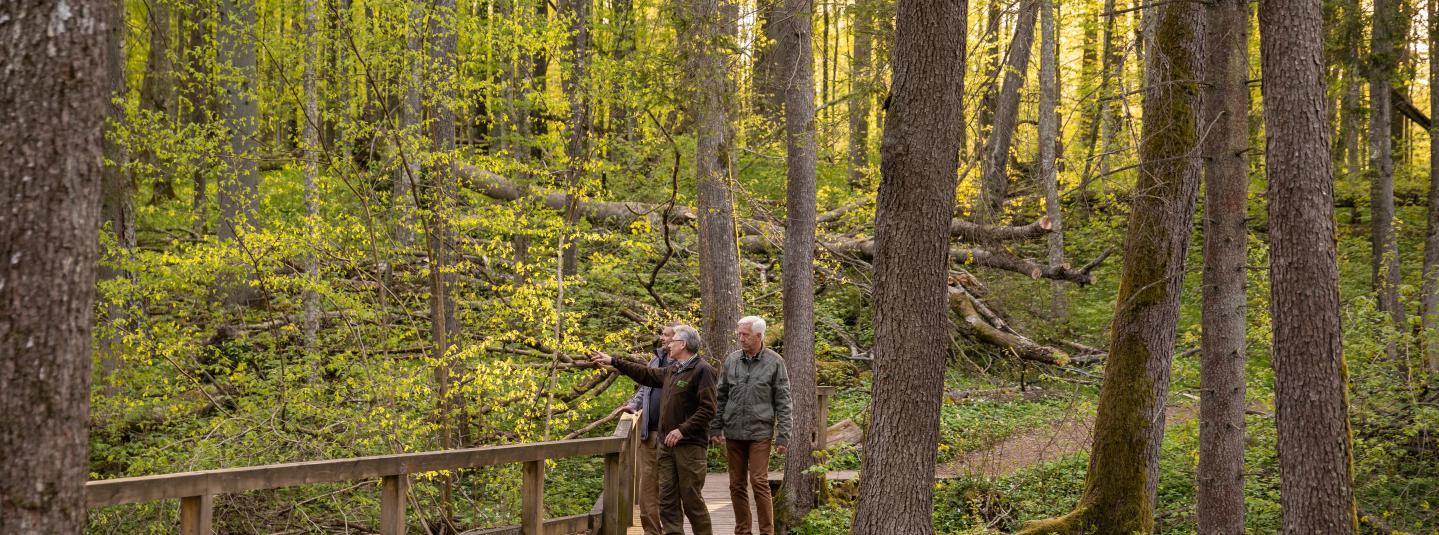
816, 387, 834, 451
380, 475, 408, 535
522, 460, 545, 535
179, 494, 212, 535
601, 452, 622, 535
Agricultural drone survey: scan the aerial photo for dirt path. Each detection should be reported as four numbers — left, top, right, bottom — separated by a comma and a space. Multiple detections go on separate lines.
936, 404, 1199, 479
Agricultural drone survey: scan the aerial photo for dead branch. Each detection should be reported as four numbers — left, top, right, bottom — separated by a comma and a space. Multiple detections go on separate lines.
949, 285, 1070, 365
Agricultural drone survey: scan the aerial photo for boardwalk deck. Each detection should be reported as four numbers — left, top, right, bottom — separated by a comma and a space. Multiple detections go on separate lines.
625, 472, 859, 534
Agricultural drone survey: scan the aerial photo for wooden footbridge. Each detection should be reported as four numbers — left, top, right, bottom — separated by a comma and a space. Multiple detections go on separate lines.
86, 388, 838, 534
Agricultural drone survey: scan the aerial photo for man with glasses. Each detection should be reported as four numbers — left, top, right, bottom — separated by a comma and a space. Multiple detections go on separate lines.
592, 324, 716, 535
710, 316, 792, 535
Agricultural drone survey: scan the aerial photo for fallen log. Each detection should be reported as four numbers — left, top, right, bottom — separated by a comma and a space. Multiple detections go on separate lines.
948, 285, 1070, 366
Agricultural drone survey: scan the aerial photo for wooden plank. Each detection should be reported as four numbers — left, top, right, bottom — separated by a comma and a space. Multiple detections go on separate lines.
179, 494, 212, 535
461, 513, 596, 535
521, 460, 545, 535
380, 474, 408, 535
816, 390, 832, 450
87, 436, 622, 507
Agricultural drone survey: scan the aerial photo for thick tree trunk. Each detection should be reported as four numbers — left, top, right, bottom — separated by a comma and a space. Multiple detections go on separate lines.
394, 0, 422, 249
847, 0, 874, 187
777, 0, 820, 525
679, 0, 743, 360
1018, 4, 1204, 534
1258, 0, 1360, 530
1037, 0, 1065, 321
1197, 0, 1249, 531
850, 0, 967, 533
976, 0, 1038, 224
1369, 0, 1403, 336
0, 0, 107, 531
1422, 0, 1439, 372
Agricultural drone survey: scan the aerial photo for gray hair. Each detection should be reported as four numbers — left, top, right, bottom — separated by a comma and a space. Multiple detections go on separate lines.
673, 325, 702, 354
738, 316, 767, 336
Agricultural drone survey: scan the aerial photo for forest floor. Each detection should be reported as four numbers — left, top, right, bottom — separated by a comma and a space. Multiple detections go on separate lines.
937, 403, 1200, 478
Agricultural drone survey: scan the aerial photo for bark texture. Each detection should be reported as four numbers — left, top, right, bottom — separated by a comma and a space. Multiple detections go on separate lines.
777, 0, 820, 523
847, 0, 874, 187
678, 0, 742, 360
1369, 0, 1403, 332
218, 0, 259, 243
1423, 0, 1439, 372
1259, 0, 1360, 530
1198, 0, 1249, 531
851, 0, 967, 533
1037, 0, 1065, 320
101, 0, 135, 380
0, 0, 108, 531
1018, 3, 1204, 533
975, 0, 1038, 224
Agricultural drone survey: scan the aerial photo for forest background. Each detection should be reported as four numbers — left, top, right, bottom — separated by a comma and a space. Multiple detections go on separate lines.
74, 0, 1439, 531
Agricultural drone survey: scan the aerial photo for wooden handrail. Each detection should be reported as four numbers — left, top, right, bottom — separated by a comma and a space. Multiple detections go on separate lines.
87, 412, 642, 535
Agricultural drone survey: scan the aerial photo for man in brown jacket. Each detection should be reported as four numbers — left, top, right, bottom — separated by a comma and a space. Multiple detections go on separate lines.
591, 324, 717, 535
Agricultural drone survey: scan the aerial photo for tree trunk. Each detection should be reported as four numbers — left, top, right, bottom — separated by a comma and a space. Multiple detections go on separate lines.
562, 0, 591, 277
1017, 4, 1204, 534
1037, 0, 1064, 321
1369, 0, 1403, 336
302, 0, 321, 350
142, 0, 176, 201
1425, 0, 1439, 373
183, 2, 211, 235
101, 0, 135, 384
975, 0, 1003, 159
777, 0, 820, 525
1197, 0, 1249, 532
1258, 0, 1360, 530
0, 0, 107, 531
217, 0, 260, 305
679, 0, 743, 361
752, 0, 783, 122
847, 0, 874, 187
612, 0, 637, 139
427, 0, 461, 525
850, 0, 967, 533
976, 0, 1038, 224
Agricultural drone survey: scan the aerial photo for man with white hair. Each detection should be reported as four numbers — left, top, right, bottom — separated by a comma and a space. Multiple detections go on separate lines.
709, 315, 792, 535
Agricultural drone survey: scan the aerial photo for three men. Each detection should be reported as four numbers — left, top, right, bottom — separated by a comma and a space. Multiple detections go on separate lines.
711, 316, 793, 535
591, 325, 717, 535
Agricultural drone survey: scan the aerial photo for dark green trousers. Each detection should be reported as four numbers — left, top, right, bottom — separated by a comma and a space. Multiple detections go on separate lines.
656, 443, 712, 535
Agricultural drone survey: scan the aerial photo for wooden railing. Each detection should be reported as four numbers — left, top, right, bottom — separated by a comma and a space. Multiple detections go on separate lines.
87, 386, 840, 534
86, 413, 643, 535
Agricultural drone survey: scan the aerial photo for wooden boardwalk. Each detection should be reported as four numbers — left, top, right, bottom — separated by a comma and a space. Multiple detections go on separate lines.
625, 472, 859, 535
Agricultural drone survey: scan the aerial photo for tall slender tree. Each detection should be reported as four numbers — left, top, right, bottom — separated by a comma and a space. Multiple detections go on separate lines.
777, 0, 820, 524
1018, 3, 1205, 533
426, 0, 461, 525
1037, 0, 1064, 320
851, 0, 967, 532
975, 0, 1038, 224
1259, 0, 1360, 529
1369, 0, 1403, 337
678, 0, 743, 360
847, 0, 874, 187
302, 0, 322, 350
101, 0, 136, 382
1421, 0, 1439, 373
0, 0, 108, 531
1198, 0, 1250, 531
217, 0, 260, 305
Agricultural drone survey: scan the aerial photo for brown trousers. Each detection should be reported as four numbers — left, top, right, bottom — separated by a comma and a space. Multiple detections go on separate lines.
657, 443, 711, 535
724, 439, 773, 535
636, 434, 663, 535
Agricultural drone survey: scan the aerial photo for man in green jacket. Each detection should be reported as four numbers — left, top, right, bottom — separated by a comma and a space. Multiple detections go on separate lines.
710, 316, 792, 535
